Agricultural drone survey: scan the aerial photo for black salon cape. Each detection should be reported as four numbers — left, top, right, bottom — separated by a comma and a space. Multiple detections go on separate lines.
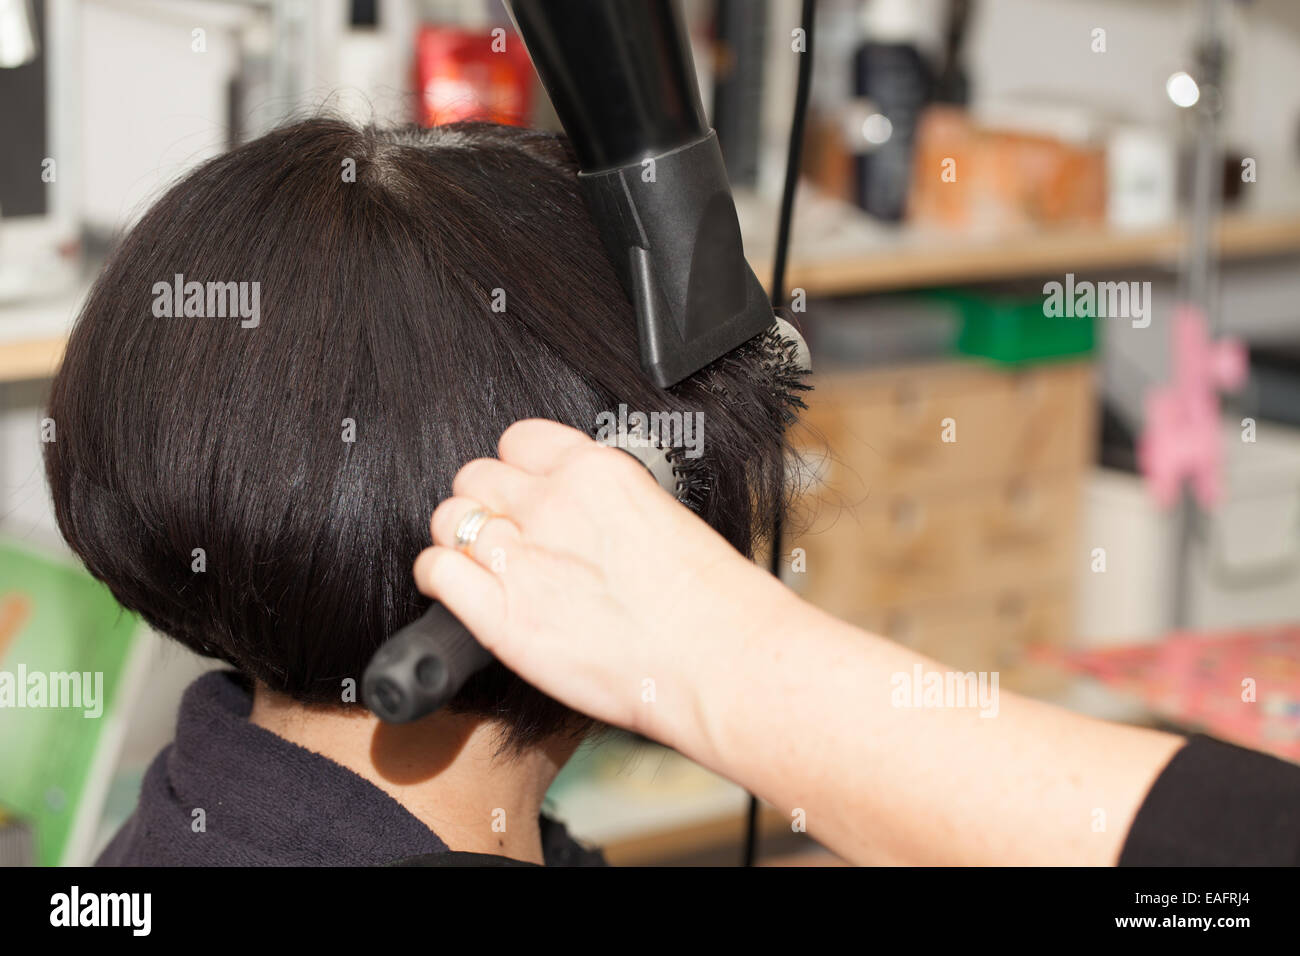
96, 670, 605, 867
1120, 734, 1300, 866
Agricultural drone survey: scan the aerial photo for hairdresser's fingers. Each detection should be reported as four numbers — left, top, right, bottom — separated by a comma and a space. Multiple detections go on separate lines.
430, 495, 522, 571
412, 546, 506, 645
452, 457, 539, 517
497, 418, 597, 476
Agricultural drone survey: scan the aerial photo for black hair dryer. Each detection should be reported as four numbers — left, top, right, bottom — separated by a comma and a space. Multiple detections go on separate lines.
506, 0, 775, 388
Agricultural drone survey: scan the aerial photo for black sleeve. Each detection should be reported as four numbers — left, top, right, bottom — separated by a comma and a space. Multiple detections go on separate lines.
1119, 734, 1300, 866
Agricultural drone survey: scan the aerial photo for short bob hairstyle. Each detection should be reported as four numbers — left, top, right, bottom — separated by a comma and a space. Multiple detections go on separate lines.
45, 118, 806, 748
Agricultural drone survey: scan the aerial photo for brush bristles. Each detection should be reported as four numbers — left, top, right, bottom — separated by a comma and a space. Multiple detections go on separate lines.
667, 320, 812, 516
590, 320, 812, 554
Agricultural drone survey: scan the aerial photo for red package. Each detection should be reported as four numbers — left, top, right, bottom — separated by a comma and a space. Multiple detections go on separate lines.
415, 24, 534, 127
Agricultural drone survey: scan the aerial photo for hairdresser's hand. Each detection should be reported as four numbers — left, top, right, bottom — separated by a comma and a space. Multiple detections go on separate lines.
412, 419, 795, 747
414, 421, 1193, 868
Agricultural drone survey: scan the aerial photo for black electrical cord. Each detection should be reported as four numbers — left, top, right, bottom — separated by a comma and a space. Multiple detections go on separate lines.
771, 0, 817, 311
743, 0, 816, 868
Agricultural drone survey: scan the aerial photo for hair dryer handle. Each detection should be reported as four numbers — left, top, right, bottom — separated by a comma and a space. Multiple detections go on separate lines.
362, 603, 493, 723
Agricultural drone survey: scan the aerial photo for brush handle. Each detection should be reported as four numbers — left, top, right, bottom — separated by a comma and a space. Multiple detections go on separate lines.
363, 413, 714, 725
362, 603, 493, 723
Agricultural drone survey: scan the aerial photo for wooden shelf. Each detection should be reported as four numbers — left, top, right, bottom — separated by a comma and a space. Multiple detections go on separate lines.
0, 276, 88, 385
752, 213, 1300, 297
601, 803, 794, 866
4, 214, 1300, 385
0, 336, 66, 385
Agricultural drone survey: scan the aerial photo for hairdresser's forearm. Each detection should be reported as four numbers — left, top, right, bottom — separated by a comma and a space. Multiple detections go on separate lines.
661, 575, 1185, 866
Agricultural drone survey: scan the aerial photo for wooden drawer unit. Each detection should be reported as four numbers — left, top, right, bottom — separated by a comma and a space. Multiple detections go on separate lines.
846, 590, 1072, 697
796, 360, 1093, 497
792, 474, 1080, 608
787, 358, 1095, 697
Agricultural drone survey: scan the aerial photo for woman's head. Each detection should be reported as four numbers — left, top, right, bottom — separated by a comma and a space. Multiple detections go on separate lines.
44, 118, 806, 749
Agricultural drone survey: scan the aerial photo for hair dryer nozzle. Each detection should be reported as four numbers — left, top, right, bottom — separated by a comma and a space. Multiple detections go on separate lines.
506, 0, 774, 387
578, 132, 775, 388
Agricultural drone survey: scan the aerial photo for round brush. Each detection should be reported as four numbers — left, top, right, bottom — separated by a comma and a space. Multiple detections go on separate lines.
361, 322, 810, 724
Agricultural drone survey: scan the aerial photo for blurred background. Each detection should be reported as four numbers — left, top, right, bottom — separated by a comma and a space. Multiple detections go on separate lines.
1, 0, 1299, 866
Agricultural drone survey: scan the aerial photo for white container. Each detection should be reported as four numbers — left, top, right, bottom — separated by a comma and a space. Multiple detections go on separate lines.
1106, 125, 1178, 230
1077, 421, 1300, 644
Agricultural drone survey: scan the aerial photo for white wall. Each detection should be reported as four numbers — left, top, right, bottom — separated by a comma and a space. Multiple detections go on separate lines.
78, 0, 247, 232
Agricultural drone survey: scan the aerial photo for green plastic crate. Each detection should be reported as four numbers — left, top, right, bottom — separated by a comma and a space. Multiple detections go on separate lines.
936, 289, 1096, 365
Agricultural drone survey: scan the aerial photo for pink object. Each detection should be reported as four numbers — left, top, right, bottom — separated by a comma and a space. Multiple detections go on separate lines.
1137, 305, 1247, 509
1056, 625, 1300, 763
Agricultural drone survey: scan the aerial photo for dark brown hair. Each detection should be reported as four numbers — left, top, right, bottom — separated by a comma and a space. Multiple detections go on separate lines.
44, 118, 805, 748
